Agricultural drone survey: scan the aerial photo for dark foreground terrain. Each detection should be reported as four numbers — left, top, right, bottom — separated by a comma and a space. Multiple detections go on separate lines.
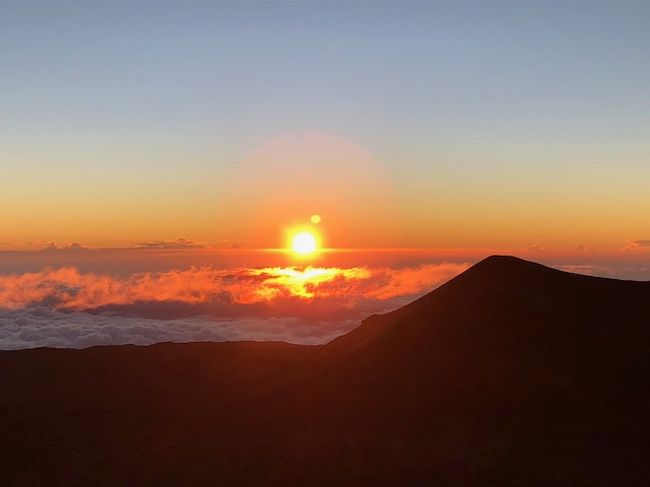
1, 256, 649, 485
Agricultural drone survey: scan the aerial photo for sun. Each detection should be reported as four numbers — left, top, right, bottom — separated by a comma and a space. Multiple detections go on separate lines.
291, 231, 318, 255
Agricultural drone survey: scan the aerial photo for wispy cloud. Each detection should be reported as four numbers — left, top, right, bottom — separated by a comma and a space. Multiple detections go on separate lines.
555, 264, 605, 276
624, 239, 650, 250
133, 238, 208, 250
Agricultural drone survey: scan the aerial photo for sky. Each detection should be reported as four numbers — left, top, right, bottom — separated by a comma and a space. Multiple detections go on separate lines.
1, 2, 650, 349
1, 1, 649, 251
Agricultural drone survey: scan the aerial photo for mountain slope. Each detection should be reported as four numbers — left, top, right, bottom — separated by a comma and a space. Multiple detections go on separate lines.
1, 256, 649, 485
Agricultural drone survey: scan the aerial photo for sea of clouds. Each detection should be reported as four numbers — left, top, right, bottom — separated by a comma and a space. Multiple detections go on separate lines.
0, 263, 468, 349
0, 306, 360, 350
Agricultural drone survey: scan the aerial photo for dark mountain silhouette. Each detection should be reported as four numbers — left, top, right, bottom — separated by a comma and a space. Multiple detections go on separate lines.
1, 256, 649, 485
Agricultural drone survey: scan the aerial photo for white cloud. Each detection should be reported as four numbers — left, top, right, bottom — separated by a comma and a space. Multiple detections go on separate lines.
0, 306, 359, 350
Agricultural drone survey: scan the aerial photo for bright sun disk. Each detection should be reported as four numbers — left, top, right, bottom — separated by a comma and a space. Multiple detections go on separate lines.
291, 231, 317, 255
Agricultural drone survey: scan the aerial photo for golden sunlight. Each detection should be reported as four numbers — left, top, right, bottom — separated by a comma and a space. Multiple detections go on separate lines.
249, 266, 371, 299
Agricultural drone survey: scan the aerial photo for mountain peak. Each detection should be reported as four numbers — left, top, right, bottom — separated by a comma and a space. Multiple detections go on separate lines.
472, 254, 552, 272
452, 254, 565, 284
328, 254, 627, 353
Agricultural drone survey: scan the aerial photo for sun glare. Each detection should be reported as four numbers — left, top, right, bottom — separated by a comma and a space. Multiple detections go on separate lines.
291, 231, 317, 255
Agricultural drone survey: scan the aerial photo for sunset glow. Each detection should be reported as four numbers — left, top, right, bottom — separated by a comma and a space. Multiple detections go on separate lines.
0, 4, 648, 345
2, 4, 650, 484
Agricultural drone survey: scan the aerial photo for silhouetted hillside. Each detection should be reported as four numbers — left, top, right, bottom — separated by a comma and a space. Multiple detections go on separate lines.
1, 256, 649, 485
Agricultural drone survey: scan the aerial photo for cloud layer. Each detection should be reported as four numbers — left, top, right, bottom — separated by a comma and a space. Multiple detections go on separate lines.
0, 306, 359, 350
133, 238, 207, 250
0, 263, 468, 349
625, 239, 650, 250
0, 263, 467, 312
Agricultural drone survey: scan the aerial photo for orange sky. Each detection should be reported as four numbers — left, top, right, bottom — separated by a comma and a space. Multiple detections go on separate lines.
2, 132, 649, 254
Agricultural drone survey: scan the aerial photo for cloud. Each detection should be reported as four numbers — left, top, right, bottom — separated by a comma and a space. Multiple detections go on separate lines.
523, 244, 587, 253
38, 242, 91, 252
555, 264, 605, 276
0, 263, 468, 313
0, 306, 359, 350
133, 238, 207, 250
624, 240, 650, 250
0, 263, 469, 349
526, 244, 549, 252
362, 263, 468, 300
552, 263, 650, 280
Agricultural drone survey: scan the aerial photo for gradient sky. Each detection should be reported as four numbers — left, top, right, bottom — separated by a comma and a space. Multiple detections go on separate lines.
2, 2, 650, 251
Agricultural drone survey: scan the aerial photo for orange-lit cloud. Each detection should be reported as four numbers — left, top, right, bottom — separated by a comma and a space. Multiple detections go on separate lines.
133, 238, 208, 250
623, 239, 650, 251
0, 263, 468, 312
